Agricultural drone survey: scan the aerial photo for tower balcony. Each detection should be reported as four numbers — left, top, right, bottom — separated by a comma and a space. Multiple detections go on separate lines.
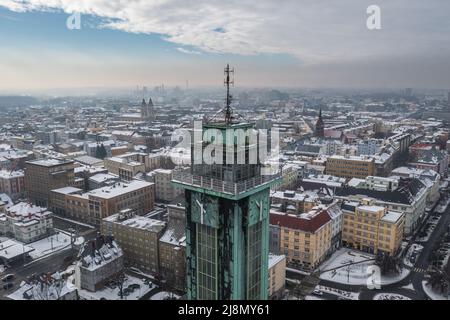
172, 168, 281, 200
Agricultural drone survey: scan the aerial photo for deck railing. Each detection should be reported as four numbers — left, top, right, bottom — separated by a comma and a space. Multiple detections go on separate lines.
172, 169, 281, 195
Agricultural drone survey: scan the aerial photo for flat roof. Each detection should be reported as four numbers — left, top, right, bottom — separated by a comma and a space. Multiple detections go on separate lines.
26, 159, 73, 167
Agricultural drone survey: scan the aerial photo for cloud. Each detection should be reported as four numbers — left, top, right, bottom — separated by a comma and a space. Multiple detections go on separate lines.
0, 0, 450, 65
176, 47, 201, 55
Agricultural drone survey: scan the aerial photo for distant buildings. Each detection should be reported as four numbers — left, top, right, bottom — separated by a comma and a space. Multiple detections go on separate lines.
104, 156, 145, 181
325, 155, 376, 179
25, 159, 75, 207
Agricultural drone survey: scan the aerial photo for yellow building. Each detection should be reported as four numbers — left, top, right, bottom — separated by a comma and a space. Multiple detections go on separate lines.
268, 254, 286, 300
325, 155, 375, 179
270, 208, 332, 271
341, 200, 404, 256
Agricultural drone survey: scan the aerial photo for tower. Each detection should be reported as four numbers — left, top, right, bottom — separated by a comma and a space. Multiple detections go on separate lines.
141, 98, 148, 119
141, 98, 155, 121
315, 108, 325, 137
172, 65, 280, 300
147, 97, 155, 121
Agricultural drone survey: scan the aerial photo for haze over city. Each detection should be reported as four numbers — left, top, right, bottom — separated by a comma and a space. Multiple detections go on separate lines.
1, 0, 450, 93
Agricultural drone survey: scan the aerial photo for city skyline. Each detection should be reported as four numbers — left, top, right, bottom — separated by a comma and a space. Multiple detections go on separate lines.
1, 0, 450, 92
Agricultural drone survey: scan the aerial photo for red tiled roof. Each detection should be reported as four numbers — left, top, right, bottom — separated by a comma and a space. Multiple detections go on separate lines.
324, 130, 342, 139
270, 210, 331, 233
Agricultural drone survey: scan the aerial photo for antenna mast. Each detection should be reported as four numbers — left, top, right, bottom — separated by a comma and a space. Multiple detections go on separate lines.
224, 64, 234, 124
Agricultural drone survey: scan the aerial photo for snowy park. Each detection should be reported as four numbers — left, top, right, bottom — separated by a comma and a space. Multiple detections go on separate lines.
319, 249, 409, 286
27, 231, 84, 260
373, 293, 411, 300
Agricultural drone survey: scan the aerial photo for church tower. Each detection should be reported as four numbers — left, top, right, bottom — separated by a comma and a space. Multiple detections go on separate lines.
141, 98, 148, 119
315, 108, 325, 137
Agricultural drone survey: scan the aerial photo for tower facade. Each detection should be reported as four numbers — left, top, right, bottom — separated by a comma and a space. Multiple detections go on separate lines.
315, 108, 325, 137
141, 98, 148, 119
172, 65, 280, 300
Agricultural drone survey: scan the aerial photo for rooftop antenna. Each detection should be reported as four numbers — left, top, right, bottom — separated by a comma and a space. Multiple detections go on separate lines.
224, 64, 234, 124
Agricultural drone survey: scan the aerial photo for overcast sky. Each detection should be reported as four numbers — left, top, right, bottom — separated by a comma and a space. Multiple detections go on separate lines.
0, 0, 449, 92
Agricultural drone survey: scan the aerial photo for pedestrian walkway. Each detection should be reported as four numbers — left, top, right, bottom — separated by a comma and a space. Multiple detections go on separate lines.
412, 267, 432, 274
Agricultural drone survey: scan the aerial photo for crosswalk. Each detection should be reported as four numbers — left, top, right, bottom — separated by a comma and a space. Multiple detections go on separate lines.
412, 267, 432, 274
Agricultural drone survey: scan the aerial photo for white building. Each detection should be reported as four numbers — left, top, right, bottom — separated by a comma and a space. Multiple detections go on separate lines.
391, 166, 441, 207
0, 202, 53, 243
75, 236, 124, 292
149, 169, 182, 202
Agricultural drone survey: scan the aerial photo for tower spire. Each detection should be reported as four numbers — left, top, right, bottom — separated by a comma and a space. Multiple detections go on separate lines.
224, 64, 234, 124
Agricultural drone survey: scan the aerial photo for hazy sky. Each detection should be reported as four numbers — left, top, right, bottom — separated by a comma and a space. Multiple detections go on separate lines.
1, 0, 450, 92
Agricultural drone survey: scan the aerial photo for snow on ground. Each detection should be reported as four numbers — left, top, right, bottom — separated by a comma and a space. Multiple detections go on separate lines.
403, 244, 424, 268
53, 215, 96, 229
373, 293, 411, 300
401, 283, 414, 290
316, 285, 359, 300
304, 295, 324, 300
422, 280, 449, 300
435, 198, 450, 214
27, 232, 84, 260
286, 267, 310, 276
78, 275, 155, 300
149, 291, 181, 300
319, 248, 409, 286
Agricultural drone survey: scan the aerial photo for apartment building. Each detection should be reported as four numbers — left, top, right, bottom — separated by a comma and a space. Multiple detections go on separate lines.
0, 202, 53, 243
75, 236, 124, 292
270, 190, 319, 215
101, 209, 166, 274
159, 204, 186, 292
325, 155, 375, 179
51, 180, 155, 226
341, 200, 405, 256
268, 254, 286, 300
25, 159, 75, 207
336, 177, 427, 236
269, 208, 332, 271
0, 169, 25, 200
150, 169, 182, 202
104, 157, 145, 181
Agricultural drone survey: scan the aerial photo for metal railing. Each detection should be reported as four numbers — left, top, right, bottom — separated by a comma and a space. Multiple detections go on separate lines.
172, 169, 281, 195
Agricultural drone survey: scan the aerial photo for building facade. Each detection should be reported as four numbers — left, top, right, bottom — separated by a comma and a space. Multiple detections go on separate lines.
102, 210, 165, 274
25, 159, 75, 207
341, 200, 405, 256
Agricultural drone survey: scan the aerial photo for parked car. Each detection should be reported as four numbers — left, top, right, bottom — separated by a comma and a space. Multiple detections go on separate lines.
2, 282, 14, 290
312, 289, 323, 296
1, 274, 14, 282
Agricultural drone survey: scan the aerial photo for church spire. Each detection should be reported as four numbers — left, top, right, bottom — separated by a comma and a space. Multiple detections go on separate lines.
315, 108, 324, 137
